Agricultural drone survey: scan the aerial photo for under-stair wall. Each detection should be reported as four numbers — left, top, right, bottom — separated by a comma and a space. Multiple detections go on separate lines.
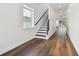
48, 5, 57, 39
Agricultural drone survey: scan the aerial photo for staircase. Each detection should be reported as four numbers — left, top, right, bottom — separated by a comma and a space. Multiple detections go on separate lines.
34, 9, 49, 39
35, 18, 49, 39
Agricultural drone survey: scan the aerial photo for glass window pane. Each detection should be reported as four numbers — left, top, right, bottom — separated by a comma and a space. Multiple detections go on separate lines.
23, 8, 31, 17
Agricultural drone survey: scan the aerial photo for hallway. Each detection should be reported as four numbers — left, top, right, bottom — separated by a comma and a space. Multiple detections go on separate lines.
14, 32, 78, 56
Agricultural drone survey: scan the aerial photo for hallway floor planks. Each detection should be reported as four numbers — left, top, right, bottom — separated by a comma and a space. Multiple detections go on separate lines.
16, 32, 78, 56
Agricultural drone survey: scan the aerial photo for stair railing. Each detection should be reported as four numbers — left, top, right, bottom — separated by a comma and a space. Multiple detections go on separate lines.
35, 9, 48, 25
47, 19, 49, 35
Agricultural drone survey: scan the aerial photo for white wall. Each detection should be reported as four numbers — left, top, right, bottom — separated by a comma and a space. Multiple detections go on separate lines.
48, 5, 57, 39
0, 3, 48, 55
68, 4, 79, 54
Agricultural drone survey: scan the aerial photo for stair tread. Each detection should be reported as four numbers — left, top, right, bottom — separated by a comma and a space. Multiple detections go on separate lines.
35, 34, 47, 37
39, 29, 47, 31
39, 28, 47, 30
37, 31, 47, 33
40, 27, 47, 28
41, 26, 47, 27
37, 32, 47, 34
40, 28, 47, 30
41, 25, 47, 26
34, 36, 48, 39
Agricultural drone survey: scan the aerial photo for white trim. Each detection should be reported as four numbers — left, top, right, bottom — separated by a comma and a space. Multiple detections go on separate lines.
23, 4, 34, 11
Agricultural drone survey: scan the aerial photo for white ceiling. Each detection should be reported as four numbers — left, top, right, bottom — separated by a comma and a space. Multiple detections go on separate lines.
49, 3, 69, 11
24, 3, 69, 11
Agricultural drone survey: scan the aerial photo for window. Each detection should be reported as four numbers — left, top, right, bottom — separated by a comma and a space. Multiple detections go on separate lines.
23, 4, 34, 28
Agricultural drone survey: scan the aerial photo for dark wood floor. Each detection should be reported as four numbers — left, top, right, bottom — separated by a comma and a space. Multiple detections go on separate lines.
16, 32, 78, 56
2, 32, 78, 56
